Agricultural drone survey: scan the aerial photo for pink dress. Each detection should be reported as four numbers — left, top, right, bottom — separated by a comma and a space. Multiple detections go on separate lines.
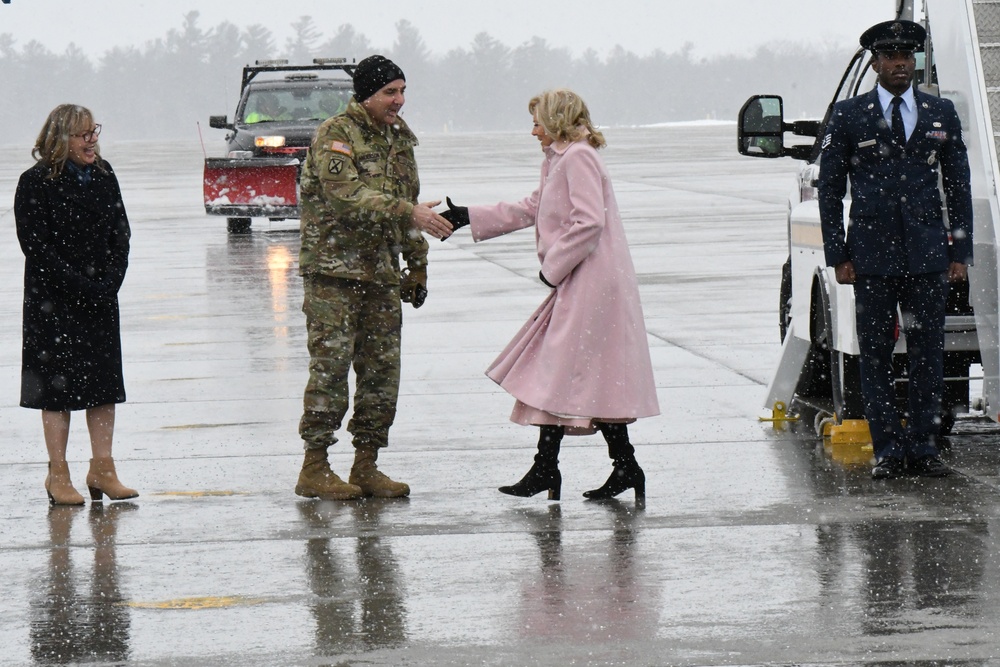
468, 139, 659, 434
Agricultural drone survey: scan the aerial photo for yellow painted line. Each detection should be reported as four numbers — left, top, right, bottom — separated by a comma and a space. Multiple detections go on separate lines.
150, 490, 249, 497
123, 596, 266, 610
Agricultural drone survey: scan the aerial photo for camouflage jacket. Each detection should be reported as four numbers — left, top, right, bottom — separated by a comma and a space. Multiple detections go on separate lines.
298, 99, 428, 284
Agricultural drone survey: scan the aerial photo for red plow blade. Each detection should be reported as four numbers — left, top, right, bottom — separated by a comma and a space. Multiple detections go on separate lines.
203, 157, 300, 218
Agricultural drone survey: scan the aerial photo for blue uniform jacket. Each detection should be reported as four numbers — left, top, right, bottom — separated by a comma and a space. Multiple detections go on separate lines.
819, 87, 973, 275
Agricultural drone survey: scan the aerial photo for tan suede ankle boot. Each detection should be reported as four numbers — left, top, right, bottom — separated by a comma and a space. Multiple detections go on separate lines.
86, 457, 139, 502
349, 446, 410, 498
46, 461, 85, 506
295, 447, 363, 500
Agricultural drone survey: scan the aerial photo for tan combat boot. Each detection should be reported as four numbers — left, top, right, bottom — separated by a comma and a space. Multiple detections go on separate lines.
295, 447, 363, 501
349, 446, 410, 498
86, 457, 139, 502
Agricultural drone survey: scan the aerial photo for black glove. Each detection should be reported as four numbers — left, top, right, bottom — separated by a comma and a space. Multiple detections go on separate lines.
440, 197, 470, 239
400, 266, 427, 308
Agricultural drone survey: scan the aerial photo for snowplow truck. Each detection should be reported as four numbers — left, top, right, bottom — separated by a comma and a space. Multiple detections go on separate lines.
203, 58, 356, 234
737, 0, 1000, 440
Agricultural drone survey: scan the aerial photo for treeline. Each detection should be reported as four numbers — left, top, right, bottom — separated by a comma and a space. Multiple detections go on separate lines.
0, 11, 856, 142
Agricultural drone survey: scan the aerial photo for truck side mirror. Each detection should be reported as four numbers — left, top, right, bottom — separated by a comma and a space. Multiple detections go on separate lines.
738, 95, 785, 158
209, 115, 232, 130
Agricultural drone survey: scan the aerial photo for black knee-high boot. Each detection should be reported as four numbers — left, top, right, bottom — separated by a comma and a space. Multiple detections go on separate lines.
583, 422, 645, 502
498, 425, 563, 500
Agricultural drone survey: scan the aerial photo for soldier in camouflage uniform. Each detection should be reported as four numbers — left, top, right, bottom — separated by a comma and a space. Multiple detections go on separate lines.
294, 55, 453, 500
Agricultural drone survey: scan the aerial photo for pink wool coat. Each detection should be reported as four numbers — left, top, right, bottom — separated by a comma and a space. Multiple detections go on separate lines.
468, 139, 660, 426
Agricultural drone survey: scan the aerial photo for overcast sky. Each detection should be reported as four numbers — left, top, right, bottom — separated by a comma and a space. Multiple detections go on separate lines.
3, 0, 897, 60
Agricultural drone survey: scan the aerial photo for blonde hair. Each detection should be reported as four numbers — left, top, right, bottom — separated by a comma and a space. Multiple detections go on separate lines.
529, 89, 606, 150
32, 104, 104, 179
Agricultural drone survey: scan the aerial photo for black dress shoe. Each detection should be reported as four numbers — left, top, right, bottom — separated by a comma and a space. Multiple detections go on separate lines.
909, 455, 952, 478
872, 457, 905, 480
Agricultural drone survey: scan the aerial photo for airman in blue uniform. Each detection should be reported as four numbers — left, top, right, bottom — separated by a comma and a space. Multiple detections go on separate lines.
819, 20, 973, 479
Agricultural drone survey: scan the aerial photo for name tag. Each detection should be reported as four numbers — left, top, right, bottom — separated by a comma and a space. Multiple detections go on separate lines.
858, 139, 877, 148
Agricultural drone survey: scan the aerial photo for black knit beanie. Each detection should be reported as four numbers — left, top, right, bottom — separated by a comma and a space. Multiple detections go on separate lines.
352, 55, 405, 102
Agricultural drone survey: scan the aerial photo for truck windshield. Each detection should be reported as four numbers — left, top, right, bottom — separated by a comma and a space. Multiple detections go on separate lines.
240, 87, 352, 124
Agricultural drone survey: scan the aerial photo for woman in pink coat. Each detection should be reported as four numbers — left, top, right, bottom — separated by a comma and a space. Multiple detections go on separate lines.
442, 89, 659, 503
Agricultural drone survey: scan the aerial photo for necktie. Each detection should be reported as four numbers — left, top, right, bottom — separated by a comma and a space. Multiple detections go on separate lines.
891, 96, 906, 147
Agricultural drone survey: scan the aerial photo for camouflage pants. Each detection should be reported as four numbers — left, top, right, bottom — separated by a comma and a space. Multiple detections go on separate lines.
299, 275, 402, 451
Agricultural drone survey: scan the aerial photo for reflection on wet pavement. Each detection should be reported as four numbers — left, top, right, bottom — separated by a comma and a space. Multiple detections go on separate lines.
516, 502, 656, 646
31, 504, 135, 665
299, 500, 408, 654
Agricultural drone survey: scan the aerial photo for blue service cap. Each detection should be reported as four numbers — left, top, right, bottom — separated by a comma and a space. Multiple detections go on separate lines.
860, 20, 926, 53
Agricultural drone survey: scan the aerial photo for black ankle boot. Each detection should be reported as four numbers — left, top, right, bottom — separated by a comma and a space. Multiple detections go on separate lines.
498, 463, 561, 500
499, 425, 563, 500
584, 423, 645, 503
582, 463, 645, 502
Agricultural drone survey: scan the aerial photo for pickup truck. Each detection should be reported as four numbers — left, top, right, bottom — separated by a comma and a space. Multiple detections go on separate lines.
203, 58, 356, 233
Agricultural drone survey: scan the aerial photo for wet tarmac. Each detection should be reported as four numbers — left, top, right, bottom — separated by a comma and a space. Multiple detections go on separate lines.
2, 125, 1000, 665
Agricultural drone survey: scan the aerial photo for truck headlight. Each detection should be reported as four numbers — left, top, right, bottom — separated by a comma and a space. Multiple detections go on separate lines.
255, 136, 286, 148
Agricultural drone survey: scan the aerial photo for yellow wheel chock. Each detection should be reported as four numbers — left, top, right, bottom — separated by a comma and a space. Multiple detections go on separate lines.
824, 418, 874, 464
758, 401, 800, 428
827, 418, 872, 445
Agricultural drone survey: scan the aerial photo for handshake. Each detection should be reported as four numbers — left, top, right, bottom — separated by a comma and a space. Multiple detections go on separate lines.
401, 197, 470, 308
438, 197, 469, 240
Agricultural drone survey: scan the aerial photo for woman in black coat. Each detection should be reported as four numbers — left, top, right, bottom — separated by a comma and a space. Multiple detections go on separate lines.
15, 104, 137, 505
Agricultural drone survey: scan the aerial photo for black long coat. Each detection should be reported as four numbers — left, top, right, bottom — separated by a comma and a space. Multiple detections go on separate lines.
14, 160, 130, 411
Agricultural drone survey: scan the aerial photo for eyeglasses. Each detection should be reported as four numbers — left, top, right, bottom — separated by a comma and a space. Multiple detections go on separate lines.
70, 124, 102, 142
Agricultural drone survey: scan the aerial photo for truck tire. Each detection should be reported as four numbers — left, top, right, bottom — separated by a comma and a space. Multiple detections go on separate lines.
227, 217, 251, 234
779, 257, 792, 342
795, 283, 833, 400
831, 350, 865, 420
800, 285, 864, 419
